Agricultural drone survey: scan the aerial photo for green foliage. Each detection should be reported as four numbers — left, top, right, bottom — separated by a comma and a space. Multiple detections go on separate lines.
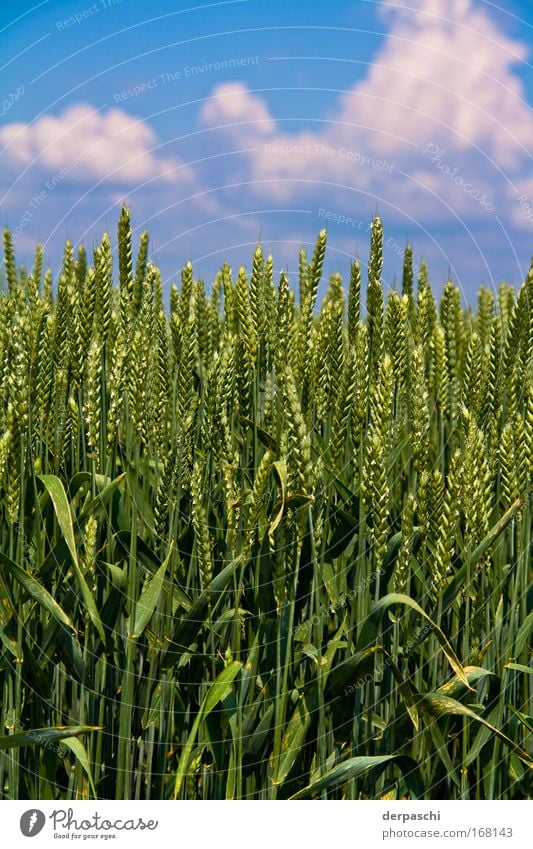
0, 216, 531, 801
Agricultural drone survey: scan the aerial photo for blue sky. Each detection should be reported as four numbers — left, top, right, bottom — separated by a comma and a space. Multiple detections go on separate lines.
1, 0, 532, 300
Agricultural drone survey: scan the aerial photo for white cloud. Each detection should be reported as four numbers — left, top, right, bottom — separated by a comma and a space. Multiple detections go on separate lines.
0, 103, 188, 185
511, 176, 533, 230
1, 0, 530, 290
199, 0, 533, 206
360, 0, 531, 163
200, 82, 276, 136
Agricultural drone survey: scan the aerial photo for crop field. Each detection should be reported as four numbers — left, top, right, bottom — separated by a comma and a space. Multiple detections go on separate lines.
0, 209, 531, 800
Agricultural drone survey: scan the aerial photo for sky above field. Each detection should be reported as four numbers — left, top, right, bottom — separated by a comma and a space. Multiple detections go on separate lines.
1, 0, 532, 300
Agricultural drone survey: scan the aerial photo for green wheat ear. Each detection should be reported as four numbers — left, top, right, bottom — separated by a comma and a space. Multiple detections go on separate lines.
191, 460, 213, 590
0, 214, 530, 802
367, 216, 384, 374
283, 364, 313, 495
402, 242, 414, 314
362, 353, 393, 570
3, 228, 18, 295
85, 335, 102, 467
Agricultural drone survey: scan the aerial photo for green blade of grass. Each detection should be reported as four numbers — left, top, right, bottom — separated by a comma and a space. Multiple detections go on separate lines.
289, 754, 425, 800
173, 661, 242, 798
418, 693, 533, 768
61, 736, 98, 799
0, 552, 76, 633
37, 474, 106, 643
356, 593, 470, 688
131, 544, 172, 639
0, 726, 101, 749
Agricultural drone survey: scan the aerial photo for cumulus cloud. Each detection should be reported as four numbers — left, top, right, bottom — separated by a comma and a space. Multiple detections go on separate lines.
1, 0, 529, 288
200, 82, 276, 136
362, 0, 531, 163
0, 103, 188, 185
199, 0, 532, 208
511, 176, 533, 229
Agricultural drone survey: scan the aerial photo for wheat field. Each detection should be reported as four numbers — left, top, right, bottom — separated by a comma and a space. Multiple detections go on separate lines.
0, 208, 531, 800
